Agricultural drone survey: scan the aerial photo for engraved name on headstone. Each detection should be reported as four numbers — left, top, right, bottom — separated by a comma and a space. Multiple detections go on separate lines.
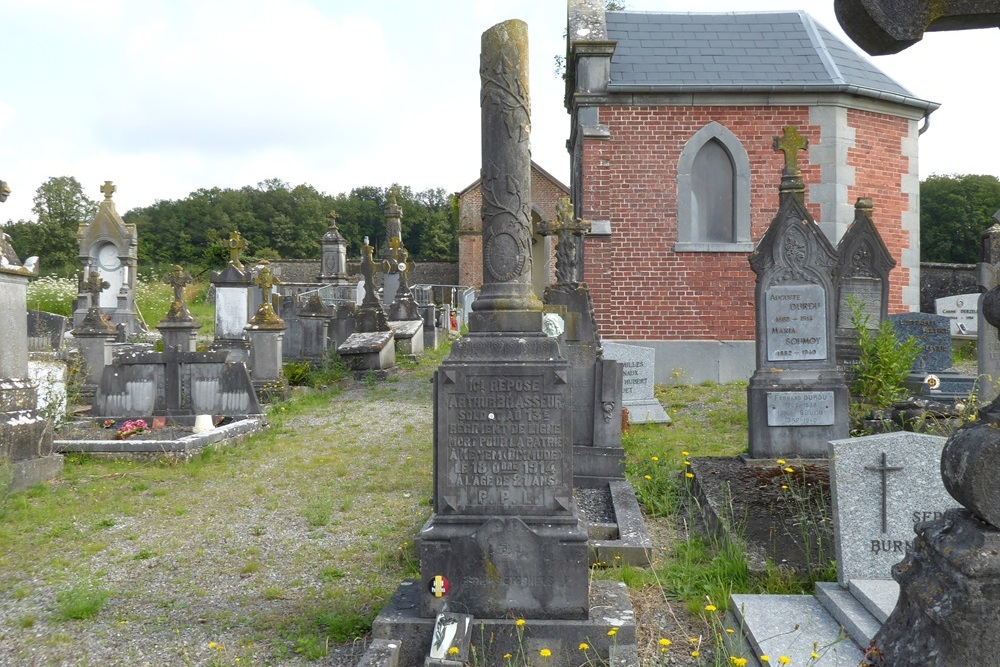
935, 293, 978, 336
765, 284, 827, 361
888, 312, 952, 372
766, 391, 835, 426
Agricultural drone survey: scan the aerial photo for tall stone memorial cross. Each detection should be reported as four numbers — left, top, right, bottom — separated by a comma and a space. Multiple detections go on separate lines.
85, 269, 111, 303
223, 231, 247, 270
416, 18, 590, 624
382, 238, 414, 291
248, 262, 283, 328
162, 265, 194, 321
747, 125, 849, 458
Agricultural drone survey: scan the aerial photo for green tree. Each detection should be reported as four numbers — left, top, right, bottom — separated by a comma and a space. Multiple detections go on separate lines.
2, 176, 97, 276
920, 174, 1000, 264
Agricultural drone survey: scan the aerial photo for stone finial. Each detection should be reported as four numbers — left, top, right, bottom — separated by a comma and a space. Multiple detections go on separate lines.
773, 126, 808, 201
855, 197, 874, 217
248, 262, 284, 329
223, 231, 247, 270
100, 180, 116, 201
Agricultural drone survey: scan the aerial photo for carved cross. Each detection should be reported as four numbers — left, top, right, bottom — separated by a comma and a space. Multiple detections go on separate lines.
100, 180, 116, 200
865, 452, 904, 533
223, 231, 247, 269
773, 126, 808, 176
84, 270, 110, 298
162, 265, 192, 303
253, 263, 279, 294
328, 210, 339, 225
553, 197, 590, 285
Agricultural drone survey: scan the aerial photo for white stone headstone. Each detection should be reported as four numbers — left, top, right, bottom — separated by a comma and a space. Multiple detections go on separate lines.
935, 293, 979, 336
601, 342, 670, 423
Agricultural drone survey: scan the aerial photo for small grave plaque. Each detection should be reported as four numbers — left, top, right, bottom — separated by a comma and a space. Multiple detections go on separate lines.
765, 284, 827, 361
935, 293, 978, 336
766, 391, 835, 426
838, 277, 882, 328
888, 313, 952, 372
829, 432, 960, 586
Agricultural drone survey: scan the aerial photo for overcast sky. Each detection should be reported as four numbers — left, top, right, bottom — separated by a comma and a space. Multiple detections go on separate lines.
0, 0, 997, 226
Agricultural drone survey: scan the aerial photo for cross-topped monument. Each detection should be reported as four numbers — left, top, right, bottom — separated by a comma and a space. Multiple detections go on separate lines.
383, 237, 420, 321
223, 231, 247, 270
773, 125, 808, 200
247, 262, 283, 328
84, 270, 111, 301
360, 237, 380, 308
161, 264, 195, 323
100, 180, 116, 201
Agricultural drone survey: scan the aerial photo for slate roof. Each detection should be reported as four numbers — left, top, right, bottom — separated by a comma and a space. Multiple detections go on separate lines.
605, 10, 937, 110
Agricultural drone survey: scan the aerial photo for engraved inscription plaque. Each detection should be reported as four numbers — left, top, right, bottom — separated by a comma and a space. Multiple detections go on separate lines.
436, 367, 573, 516
765, 284, 827, 361
767, 391, 836, 426
838, 277, 882, 328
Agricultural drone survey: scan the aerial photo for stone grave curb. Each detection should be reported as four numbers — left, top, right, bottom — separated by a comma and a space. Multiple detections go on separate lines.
369, 580, 637, 667
53, 415, 267, 460
587, 479, 654, 567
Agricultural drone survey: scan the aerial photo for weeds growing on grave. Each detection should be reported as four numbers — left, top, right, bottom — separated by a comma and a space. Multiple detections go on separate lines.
773, 461, 837, 584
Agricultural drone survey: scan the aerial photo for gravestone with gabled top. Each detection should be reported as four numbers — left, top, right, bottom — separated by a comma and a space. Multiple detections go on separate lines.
833, 197, 895, 382
73, 181, 144, 335
747, 126, 849, 458
317, 210, 349, 285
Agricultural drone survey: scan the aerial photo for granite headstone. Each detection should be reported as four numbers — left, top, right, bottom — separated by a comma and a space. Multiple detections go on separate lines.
601, 342, 669, 424
935, 293, 978, 337
888, 312, 952, 373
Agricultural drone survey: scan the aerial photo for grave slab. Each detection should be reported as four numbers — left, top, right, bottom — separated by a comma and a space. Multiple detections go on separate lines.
601, 342, 669, 423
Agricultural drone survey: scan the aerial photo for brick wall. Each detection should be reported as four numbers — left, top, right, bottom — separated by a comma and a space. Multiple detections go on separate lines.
578, 104, 911, 342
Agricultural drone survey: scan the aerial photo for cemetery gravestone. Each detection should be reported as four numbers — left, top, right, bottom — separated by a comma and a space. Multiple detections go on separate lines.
244, 263, 289, 400
337, 239, 395, 372
829, 432, 959, 587
317, 210, 349, 285
747, 126, 849, 458
381, 190, 403, 307
834, 197, 895, 380
210, 232, 253, 364
0, 228, 62, 492
73, 181, 144, 335
935, 293, 978, 337
888, 312, 952, 373
157, 265, 199, 353
71, 270, 118, 400
602, 342, 669, 424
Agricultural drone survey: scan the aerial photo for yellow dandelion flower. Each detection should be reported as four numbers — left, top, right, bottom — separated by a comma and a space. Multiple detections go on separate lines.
685, 460, 692, 466
540, 648, 552, 658
504, 653, 512, 660
644, 474, 652, 480
579, 643, 590, 651
784, 467, 794, 473
689, 637, 698, 643
685, 472, 694, 478
776, 459, 786, 465
448, 647, 460, 656
692, 650, 700, 658
811, 652, 819, 659
779, 657, 790, 665
208, 642, 217, 649
704, 604, 717, 612
726, 628, 735, 634
761, 656, 770, 663
730, 658, 748, 666
651, 456, 659, 461
781, 484, 788, 489
682, 451, 690, 456
608, 627, 618, 637
516, 618, 525, 627
659, 638, 671, 647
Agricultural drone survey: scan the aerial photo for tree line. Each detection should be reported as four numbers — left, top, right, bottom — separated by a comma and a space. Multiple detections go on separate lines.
2, 176, 458, 277
3, 173, 999, 277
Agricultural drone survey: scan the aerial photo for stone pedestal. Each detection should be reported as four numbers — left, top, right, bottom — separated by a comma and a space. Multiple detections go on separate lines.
245, 328, 288, 401
747, 370, 851, 458
420, 304, 439, 351
158, 320, 198, 353
71, 326, 115, 401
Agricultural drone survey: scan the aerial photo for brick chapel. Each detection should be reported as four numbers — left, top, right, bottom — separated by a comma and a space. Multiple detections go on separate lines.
565, 1, 939, 383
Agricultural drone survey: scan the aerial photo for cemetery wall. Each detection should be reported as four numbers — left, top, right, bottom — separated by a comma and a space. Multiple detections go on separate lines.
921, 262, 977, 313
270, 259, 459, 287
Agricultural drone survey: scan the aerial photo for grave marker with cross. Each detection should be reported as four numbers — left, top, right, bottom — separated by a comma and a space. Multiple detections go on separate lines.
223, 231, 247, 270
161, 265, 195, 322
865, 451, 904, 533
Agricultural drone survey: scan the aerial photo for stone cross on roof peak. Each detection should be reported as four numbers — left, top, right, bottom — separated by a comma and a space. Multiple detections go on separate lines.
773, 126, 808, 176
100, 180, 116, 201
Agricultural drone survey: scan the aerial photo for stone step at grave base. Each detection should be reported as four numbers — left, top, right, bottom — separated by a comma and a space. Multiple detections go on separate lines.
584, 480, 654, 568
369, 580, 637, 667
729, 582, 899, 667
5, 455, 64, 494
727, 594, 864, 667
